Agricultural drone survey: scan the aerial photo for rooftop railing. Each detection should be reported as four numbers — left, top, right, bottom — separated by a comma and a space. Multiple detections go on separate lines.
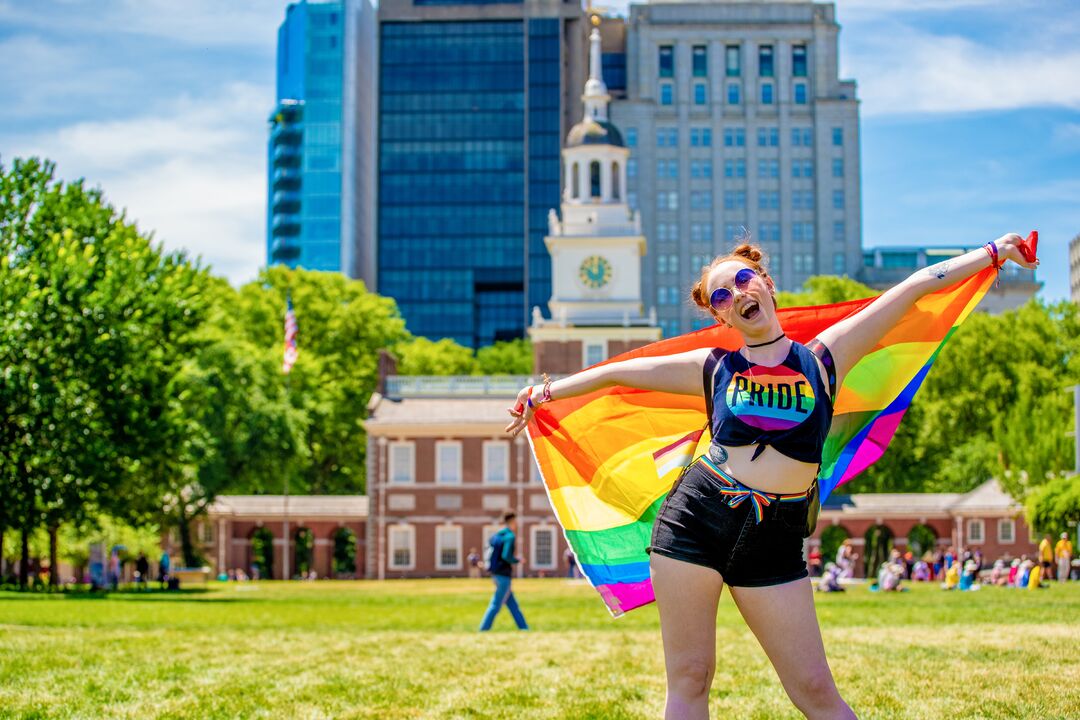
384, 375, 553, 399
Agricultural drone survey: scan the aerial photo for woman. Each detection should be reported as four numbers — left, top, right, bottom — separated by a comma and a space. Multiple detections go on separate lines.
506, 234, 1036, 719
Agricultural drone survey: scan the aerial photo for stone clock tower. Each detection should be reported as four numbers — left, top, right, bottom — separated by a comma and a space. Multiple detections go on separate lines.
530, 20, 661, 375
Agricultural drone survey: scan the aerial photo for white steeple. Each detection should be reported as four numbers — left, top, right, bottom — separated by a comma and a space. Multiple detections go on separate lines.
530, 16, 657, 340
583, 27, 610, 122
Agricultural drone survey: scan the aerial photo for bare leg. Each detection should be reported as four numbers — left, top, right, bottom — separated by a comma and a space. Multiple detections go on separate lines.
651, 553, 725, 720
729, 579, 855, 719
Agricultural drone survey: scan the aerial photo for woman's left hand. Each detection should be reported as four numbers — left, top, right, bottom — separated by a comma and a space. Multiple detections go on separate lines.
994, 233, 1039, 270
504, 385, 538, 438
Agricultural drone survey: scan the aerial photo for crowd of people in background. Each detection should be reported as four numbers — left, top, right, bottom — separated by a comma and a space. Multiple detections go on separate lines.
812, 531, 1076, 593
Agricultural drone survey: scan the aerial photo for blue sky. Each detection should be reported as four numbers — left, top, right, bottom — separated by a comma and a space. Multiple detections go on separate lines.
1, 0, 1077, 300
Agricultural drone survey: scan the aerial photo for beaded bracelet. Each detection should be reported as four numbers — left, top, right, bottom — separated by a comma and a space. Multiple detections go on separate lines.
983, 241, 1002, 288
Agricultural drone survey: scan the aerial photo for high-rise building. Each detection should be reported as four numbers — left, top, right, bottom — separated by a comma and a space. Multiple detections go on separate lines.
267, 0, 376, 280
604, 1, 862, 337
376, 0, 585, 348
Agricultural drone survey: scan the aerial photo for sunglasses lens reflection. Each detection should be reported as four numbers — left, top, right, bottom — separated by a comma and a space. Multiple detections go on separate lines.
710, 288, 732, 311
735, 268, 756, 289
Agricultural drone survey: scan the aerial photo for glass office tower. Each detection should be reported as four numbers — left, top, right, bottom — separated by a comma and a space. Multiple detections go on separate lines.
268, 1, 347, 272
377, 0, 582, 349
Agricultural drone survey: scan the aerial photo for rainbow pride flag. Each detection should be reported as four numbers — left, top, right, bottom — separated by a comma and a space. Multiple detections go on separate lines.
527, 267, 996, 616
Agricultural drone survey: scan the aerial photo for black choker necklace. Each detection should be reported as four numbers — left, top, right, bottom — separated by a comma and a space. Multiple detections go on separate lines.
746, 334, 787, 349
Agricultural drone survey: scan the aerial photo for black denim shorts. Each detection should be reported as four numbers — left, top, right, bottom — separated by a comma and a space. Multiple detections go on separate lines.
648, 457, 811, 587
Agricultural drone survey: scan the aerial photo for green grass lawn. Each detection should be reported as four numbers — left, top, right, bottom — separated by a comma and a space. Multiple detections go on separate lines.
1, 579, 1078, 719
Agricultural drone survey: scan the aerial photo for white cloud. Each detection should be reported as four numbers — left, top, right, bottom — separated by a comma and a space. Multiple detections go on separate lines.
845, 25, 1080, 116
10, 83, 271, 284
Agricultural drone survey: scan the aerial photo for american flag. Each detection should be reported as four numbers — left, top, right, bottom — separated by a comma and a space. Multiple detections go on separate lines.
283, 294, 299, 374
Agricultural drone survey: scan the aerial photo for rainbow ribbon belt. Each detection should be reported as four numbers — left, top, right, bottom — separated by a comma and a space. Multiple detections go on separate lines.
697, 456, 806, 523
527, 267, 996, 617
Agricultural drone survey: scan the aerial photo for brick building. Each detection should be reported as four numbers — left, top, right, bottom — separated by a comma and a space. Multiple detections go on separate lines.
810, 479, 1037, 576
191, 496, 367, 580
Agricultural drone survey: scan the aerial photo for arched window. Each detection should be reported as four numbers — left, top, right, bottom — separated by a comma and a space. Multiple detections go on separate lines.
590, 161, 601, 198
611, 161, 620, 200
571, 162, 580, 199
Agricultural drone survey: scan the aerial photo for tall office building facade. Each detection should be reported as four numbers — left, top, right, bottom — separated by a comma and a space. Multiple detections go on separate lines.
377, 0, 585, 348
268, 0, 376, 281
605, 0, 862, 337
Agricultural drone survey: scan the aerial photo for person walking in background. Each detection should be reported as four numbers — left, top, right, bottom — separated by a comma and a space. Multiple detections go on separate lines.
565, 547, 578, 579
1056, 532, 1073, 583
479, 512, 529, 632
158, 549, 171, 590
1038, 534, 1054, 581
466, 547, 482, 579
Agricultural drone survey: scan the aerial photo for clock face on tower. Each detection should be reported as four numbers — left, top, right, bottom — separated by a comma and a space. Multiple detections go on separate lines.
579, 255, 612, 289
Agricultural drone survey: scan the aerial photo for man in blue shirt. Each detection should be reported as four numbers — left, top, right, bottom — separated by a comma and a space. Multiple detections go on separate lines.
479, 512, 529, 631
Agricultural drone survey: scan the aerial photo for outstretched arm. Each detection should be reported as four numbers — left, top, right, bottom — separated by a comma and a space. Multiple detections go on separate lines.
816, 233, 1037, 385
504, 347, 714, 437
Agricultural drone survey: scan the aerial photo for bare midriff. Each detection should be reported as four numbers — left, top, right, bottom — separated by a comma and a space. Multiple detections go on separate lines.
713, 442, 818, 495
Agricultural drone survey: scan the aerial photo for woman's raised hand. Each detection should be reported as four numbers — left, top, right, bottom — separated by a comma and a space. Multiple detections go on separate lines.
995, 232, 1039, 269
504, 385, 536, 438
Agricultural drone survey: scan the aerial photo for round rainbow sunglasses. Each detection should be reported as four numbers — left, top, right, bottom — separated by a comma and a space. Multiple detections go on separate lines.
709, 267, 758, 312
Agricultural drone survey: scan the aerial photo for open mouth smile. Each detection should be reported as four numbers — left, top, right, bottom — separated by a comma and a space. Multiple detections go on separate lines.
738, 300, 761, 320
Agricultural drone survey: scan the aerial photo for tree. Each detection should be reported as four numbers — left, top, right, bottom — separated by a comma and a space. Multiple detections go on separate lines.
1026, 475, 1080, 537
776, 275, 878, 308
0, 157, 208, 586
226, 267, 409, 496
476, 338, 533, 375
395, 337, 478, 375
844, 299, 1080, 496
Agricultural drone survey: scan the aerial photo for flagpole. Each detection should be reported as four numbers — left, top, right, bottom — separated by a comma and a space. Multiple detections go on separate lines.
283, 372, 290, 582
281, 290, 299, 582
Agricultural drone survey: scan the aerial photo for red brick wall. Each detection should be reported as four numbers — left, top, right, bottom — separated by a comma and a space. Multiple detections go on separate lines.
203, 518, 365, 580
534, 340, 583, 375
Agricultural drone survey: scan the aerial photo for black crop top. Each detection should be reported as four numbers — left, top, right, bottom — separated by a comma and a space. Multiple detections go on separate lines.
704, 340, 837, 464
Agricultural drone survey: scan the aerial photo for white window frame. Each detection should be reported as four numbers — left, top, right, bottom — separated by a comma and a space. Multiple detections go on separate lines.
388, 441, 415, 485
583, 339, 608, 369
435, 525, 462, 571
967, 518, 985, 545
998, 518, 1015, 544
530, 525, 558, 571
388, 524, 415, 571
483, 440, 510, 485
435, 440, 462, 485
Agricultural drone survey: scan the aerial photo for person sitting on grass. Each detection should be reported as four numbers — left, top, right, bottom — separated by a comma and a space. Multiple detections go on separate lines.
942, 561, 961, 590
817, 562, 844, 593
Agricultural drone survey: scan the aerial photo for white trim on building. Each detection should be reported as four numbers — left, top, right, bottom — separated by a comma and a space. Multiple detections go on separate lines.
435, 440, 462, 485
530, 525, 558, 570
483, 440, 510, 485
389, 441, 415, 484
435, 524, 462, 571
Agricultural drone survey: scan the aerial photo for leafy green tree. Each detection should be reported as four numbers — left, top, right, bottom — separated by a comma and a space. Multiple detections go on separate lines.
1026, 474, 1080, 538
225, 267, 409, 496
395, 337, 478, 375
476, 338, 533, 375
845, 299, 1080, 496
0, 157, 208, 586
776, 275, 878, 308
